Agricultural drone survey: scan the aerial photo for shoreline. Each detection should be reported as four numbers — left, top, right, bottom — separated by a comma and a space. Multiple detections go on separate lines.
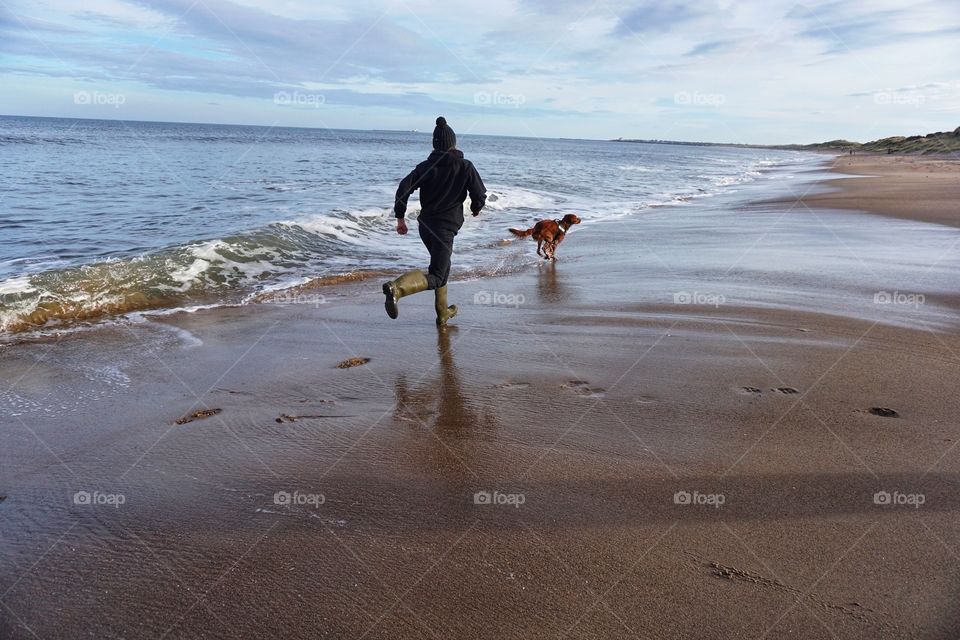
3, 157, 960, 638
0, 149, 814, 340
771, 154, 960, 229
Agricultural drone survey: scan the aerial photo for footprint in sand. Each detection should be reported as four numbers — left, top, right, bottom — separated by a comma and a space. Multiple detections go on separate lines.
175, 408, 222, 425
336, 357, 370, 369
495, 382, 531, 390
562, 380, 606, 398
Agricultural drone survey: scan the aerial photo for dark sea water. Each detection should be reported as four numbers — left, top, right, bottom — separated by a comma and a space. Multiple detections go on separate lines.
0, 115, 817, 334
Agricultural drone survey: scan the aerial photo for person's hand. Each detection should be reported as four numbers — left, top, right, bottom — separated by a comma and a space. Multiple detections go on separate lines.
396, 218, 408, 235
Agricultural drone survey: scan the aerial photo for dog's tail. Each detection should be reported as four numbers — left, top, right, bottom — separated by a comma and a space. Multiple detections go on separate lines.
508, 227, 534, 238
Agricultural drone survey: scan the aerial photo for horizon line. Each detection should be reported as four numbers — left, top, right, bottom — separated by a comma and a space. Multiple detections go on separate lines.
0, 112, 825, 148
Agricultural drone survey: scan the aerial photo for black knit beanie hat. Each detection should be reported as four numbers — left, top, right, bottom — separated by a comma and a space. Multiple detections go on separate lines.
432, 116, 456, 151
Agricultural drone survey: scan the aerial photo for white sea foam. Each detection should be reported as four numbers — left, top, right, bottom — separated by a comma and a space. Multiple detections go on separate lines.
483, 186, 558, 211
282, 214, 371, 241
134, 303, 232, 317
167, 257, 212, 290
617, 164, 657, 172
0, 276, 37, 295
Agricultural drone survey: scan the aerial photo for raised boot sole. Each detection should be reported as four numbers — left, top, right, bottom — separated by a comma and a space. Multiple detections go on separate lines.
383, 282, 399, 319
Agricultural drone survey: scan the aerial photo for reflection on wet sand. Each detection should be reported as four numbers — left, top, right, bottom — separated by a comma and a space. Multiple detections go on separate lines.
536, 261, 569, 304
393, 328, 497, 477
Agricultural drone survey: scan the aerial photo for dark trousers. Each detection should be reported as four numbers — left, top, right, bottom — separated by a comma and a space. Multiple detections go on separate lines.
418, 219, 457, 290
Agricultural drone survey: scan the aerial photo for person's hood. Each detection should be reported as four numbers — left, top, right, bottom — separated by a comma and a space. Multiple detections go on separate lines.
427, 149, 464, 164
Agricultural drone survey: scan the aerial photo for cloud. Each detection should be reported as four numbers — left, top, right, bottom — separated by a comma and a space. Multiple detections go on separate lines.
127, 0, 471, 84
1, 0, 487, 94
684, 39, 737, 57
0, 6, 83, 34
0, 0, 959, 142
786, 1, 959, 53
613, 1, 705, 37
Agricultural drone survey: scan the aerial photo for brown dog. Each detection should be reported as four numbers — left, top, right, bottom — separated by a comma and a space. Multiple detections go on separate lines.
508, 213, 581, 260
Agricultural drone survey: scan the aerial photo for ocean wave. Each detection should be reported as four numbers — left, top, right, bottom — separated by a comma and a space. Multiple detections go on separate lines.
0, 158, 806, 335
616, 164, 659, 173
484, 187, 560, 211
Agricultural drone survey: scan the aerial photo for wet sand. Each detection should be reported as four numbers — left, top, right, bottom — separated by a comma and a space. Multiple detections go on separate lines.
785, 154, 960, 229
3, 157, 960, 639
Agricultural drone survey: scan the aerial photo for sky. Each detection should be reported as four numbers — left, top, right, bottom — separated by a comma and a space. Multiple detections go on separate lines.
0, 0, 958, 144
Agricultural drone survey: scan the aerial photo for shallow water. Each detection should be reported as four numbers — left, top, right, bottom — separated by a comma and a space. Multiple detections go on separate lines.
0, 116, 816, 333
533, 166, 960, 332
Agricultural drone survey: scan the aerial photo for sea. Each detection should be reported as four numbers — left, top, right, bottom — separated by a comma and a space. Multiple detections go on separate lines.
0, 115, 819, 336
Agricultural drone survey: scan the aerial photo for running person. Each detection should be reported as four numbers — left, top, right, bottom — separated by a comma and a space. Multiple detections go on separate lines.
382, 116, 487, 326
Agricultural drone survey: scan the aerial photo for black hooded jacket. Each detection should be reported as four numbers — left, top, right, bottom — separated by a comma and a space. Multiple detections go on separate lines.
394, 149, 486, 228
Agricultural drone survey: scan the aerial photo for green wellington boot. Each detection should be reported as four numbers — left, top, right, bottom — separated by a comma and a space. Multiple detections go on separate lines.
434, 285, 458, 327
382, 270, 429, 319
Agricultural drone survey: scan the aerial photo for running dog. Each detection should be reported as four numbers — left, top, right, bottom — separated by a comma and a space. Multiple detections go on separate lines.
508, 214, 581, 260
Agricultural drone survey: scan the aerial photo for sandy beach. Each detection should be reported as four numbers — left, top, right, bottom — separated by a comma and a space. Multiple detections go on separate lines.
3, 155, 960, 639
788, 154, 960, 228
